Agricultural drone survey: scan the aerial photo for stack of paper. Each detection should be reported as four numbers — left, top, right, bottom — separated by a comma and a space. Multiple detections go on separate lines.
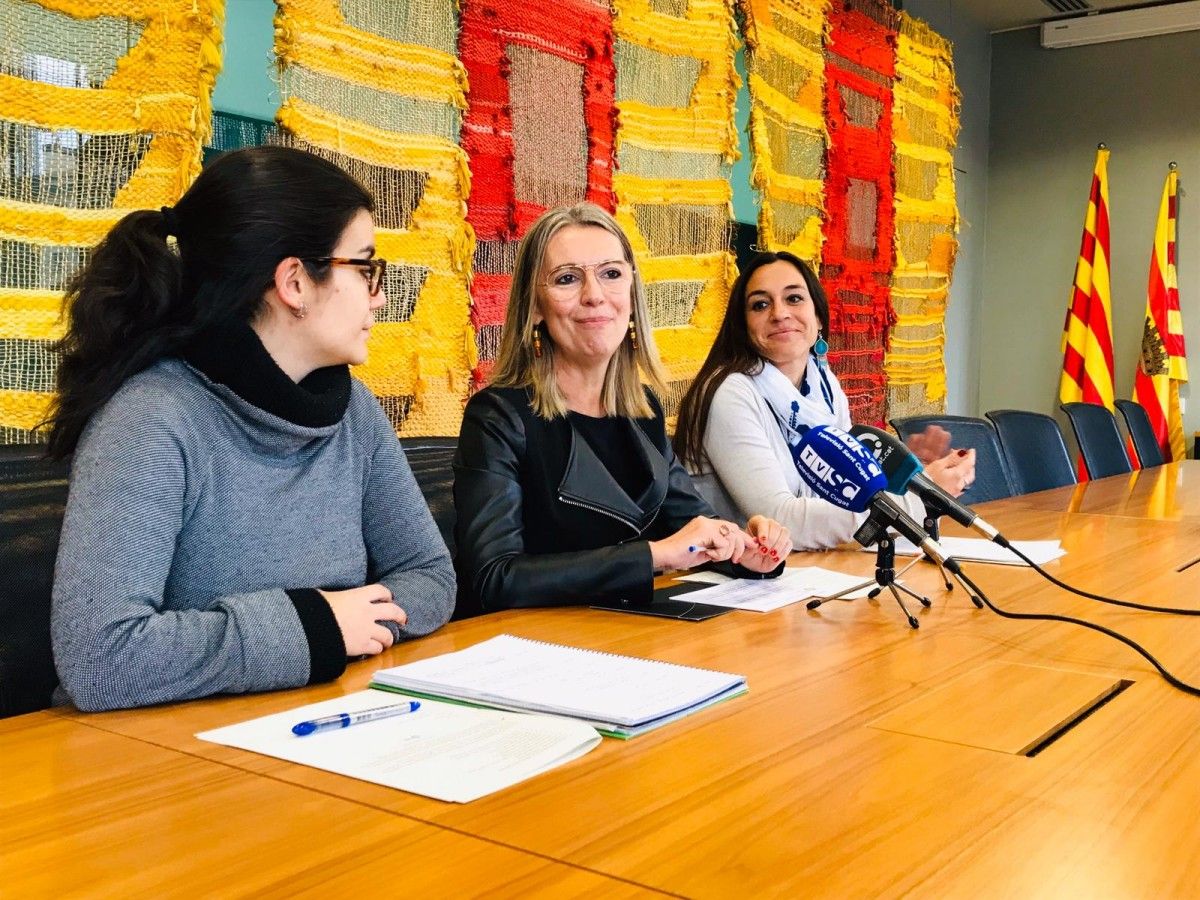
676, 566, 876, 612
197, 690, 600, 803
371, 634, 747, 738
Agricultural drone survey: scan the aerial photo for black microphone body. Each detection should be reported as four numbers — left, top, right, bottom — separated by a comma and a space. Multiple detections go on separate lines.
848, 424, 1001, 543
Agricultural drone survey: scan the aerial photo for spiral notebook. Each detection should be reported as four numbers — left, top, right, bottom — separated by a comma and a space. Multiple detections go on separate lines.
370, 634, 747, 739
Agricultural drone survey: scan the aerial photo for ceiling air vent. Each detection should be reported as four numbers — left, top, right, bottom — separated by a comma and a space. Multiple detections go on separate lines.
1042, 0, 1093, 12
1042, 0, 1200, 47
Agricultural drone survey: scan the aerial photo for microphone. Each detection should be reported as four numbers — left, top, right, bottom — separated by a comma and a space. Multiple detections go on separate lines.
848, 424, 1001, 543
793, 426, 957, 570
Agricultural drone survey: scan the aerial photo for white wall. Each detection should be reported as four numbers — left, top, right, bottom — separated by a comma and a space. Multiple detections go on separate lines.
982, 27, 1200, 431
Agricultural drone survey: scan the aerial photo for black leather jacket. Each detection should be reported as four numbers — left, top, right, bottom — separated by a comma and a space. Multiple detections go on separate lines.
454, 386, 743, 615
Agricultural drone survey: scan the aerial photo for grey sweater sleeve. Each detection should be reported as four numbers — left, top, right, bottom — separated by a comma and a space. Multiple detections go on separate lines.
358, 393, 455, 637
51, 411, 315, 712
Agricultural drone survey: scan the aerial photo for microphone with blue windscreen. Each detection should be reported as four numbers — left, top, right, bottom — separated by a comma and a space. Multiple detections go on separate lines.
793, 426, 954, 568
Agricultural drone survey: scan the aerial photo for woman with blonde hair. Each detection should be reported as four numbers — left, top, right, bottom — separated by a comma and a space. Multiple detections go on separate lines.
454, 203, 792, 615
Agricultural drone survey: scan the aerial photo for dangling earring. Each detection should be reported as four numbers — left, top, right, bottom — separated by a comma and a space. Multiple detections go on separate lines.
532, 324, 543, 359
813, 329, 828, 368
292, 303, 307, 320
628, 318, 639, 351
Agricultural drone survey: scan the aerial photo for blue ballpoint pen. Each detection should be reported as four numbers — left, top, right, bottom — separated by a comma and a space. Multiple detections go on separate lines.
292, 700, 420, 736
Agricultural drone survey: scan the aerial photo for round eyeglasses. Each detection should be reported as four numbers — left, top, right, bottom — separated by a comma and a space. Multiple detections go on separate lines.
305, 257, 388, 296
541, 260, 633, 299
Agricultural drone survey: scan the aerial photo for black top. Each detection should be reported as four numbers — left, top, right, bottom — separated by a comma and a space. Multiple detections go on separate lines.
568, 411, 649, 502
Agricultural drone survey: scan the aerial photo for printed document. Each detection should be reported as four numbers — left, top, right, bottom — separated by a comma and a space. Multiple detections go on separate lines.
197, 690, 600, 803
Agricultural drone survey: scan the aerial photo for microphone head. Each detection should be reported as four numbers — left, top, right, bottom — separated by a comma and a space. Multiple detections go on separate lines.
794, 425, 889, 513
849, 424, 924, 495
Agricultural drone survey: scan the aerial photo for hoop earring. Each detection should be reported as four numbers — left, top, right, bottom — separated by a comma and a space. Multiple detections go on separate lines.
292, 303, 307, 320
628, 318, 639, 351
533, 324, 543, 359
813, 329, 828, 368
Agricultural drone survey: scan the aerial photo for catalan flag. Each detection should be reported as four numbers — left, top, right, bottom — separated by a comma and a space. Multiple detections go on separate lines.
1060, 146, 1115, 409
1133, 166, 1188, 461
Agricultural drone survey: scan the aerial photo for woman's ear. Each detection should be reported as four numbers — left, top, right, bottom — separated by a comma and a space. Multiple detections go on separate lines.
269, 257, 310, 318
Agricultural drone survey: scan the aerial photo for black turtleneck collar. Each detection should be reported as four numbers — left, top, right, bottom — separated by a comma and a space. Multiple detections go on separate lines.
182, 321, 351, 428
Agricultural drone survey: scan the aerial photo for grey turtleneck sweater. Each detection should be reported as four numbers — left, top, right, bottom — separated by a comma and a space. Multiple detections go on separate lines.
52, 358, 455, 712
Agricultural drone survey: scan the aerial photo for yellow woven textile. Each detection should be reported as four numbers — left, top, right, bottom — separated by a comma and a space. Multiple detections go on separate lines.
738, 0, 828, 264
0, 0, 223, 441
885, 12, 959, 417
274, 0, 474, 436
612, 0, 740, 417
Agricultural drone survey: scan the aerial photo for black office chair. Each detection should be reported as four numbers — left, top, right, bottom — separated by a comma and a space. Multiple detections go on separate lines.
985, 409, 1077, 494
889, 414, 1016, 503
0, 445, 71, 718
1114, 399, 1166, 468
1059, 402, 1132, 479
398, 437, 457, 557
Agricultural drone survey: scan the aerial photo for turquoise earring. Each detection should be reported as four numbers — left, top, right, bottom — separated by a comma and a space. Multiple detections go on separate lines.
813, 330, 829, 367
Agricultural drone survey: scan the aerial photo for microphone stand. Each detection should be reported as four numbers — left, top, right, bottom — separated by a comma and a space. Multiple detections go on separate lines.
920, 504, 984, 610
806, 505, 932, 629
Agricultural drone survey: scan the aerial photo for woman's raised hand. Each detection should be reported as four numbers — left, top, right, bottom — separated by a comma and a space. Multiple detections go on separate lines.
320, 584, 408, 657
905, 424, 952, 465
924, 448, 976, 498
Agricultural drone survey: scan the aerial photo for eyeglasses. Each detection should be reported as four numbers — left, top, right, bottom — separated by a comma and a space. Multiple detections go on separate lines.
304, 257, 388, 296
541, 260, 633, 299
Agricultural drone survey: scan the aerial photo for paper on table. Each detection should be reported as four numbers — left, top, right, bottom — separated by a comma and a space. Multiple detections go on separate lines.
676, 571, 734, 585
679, 567, 876, 612
196, 690, 600, 804
889, 536, 1066, 566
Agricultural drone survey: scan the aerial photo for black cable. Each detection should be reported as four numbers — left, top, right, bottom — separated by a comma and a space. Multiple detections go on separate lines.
996, 535, 1200, 616
949, 560, 1200, 697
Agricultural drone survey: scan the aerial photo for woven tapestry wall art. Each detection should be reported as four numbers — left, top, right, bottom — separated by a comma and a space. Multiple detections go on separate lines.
0, 0, 223, 441
886, 14, 960, 420
0, 0, 959, 443
613, 0, 740, 417
274, 0, 474, 435
741, 0, 960, 426
458, 0, 616, 389
739, 0, 828, 263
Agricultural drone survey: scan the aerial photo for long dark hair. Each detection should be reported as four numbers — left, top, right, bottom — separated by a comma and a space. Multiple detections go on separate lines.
46, 145, 374, 458
673, 250, 830, 471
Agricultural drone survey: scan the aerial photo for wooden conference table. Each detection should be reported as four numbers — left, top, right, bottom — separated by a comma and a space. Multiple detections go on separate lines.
9, 463, 1200, 897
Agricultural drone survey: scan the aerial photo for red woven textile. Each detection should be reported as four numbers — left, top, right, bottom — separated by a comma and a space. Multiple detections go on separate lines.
820, 2, 897, 426
459, 0, 617, 386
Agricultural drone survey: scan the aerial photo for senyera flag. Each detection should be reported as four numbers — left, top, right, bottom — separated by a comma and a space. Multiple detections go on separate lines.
1061, 145, 1116, 409
1060, 145, 1116, 479
1133, 165, 1188, 462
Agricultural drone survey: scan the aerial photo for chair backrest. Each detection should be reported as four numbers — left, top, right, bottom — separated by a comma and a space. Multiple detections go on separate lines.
984, 409, 1077, 494
888, 415, 1016, 503
398, 437, 457, 557
0, 445, 71, 718
1059, 402, 1133, 479
1114, 399, 1166, 468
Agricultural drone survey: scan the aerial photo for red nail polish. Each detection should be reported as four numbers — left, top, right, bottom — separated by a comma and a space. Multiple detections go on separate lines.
957, 448, 968, 457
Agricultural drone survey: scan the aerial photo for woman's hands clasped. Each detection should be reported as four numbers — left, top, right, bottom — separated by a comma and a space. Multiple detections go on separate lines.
320, 584, 408, 657
649, 515, 792, 574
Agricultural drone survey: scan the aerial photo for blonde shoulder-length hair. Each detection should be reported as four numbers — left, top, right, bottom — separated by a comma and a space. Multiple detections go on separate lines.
490, 202, 667, 419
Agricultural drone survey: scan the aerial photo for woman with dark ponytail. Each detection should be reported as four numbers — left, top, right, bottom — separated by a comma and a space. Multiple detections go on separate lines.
48, 145, 455, 712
